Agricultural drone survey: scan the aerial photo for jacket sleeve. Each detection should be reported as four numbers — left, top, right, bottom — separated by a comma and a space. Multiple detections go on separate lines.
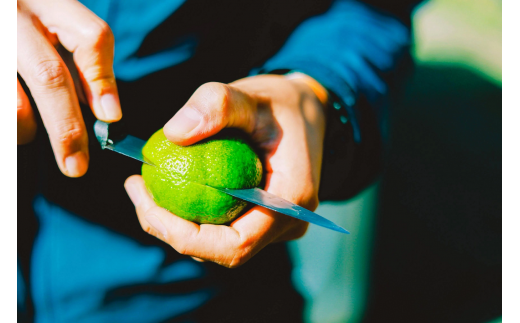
251, 0, 414, 201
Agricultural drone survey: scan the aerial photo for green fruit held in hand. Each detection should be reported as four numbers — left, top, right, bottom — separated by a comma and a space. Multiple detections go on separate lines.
141, 129, 263, 224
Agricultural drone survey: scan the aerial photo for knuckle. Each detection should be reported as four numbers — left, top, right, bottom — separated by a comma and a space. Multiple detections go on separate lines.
79, 61, 116, 86
202, 82, 231, 115
55, 122, 84, 147
201, 82, 225, 93
83, 20, 114, 47
226, 238, 254, 268
295, 186, 320, 212
227, 249, 250, 268
217, 86, 232, 115
85, 71, 115, 85
238, 234, 255, 251
175, 241, 190, 256
144, 206, 163, 219
32, 60, 67, 88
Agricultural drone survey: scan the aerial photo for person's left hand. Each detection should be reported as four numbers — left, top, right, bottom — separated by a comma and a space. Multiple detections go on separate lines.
124, 74, 327, 267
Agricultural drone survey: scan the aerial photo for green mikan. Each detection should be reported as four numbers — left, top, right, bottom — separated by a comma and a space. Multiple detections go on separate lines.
142, 129, 262, 224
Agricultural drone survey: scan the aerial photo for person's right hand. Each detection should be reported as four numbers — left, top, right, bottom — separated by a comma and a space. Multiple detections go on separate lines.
17, 0, 122, 177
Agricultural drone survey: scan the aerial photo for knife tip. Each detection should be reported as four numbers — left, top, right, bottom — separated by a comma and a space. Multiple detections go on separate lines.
333, 226, 350, 234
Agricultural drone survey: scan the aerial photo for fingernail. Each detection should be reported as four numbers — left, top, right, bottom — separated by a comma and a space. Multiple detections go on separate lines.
65, 151, 88, 177
145, 215, 168, 238
165, 107, 201, 138
125, 183, 141, 206
100, 93, 122, 121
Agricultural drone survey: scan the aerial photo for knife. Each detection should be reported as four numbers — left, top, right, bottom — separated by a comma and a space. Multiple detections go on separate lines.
94, 121, 349, 234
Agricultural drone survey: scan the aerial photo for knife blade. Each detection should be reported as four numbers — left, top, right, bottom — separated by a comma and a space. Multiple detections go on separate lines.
212, 187, 349, 234
106, 135, 155, 166
94, 120, 349, 234
94, 119, 155, 166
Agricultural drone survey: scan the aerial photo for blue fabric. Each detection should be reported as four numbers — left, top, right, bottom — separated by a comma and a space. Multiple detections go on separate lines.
81, 0, 193, 80
254, 0, 410, 142
28, 196, 212, 323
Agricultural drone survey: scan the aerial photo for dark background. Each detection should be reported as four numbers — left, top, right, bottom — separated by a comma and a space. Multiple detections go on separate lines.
365, 63, 501, 323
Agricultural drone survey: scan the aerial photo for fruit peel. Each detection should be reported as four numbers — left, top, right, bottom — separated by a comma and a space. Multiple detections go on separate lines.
142, 129, 262, 224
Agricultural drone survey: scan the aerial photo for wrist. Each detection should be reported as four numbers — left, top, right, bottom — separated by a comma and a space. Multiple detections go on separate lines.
284, 72, 329, 107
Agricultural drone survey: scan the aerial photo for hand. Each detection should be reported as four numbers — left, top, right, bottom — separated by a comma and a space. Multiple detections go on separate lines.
125, 74, 327, 267
17, 0, 122, 177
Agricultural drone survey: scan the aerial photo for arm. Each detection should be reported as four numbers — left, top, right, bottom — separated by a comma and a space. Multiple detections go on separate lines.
254, 0, 413, 200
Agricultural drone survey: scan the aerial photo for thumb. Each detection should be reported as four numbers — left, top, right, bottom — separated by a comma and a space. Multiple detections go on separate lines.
163, 82, 257, 146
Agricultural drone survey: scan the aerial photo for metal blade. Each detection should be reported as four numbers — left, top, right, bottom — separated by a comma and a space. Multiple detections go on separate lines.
105, 135, 155, 166
213, 187, 349, 234
93, 120, 154, 166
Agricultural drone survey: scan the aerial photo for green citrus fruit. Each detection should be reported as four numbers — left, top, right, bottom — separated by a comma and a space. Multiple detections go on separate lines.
141, 129, 263, 224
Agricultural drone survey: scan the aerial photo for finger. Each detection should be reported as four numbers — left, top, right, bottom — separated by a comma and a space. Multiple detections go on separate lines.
124, 174, 305, 266
17, 12, 88, 177
125, 175, 266, 268
163, 82, 257, 145
26, 0, 122, 122
261, 134, 321, 216
17, 78, 37, 145
230, 178, 309, 245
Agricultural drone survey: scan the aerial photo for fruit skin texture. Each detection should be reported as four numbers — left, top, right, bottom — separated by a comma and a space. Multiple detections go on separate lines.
141, 129, 263, 224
